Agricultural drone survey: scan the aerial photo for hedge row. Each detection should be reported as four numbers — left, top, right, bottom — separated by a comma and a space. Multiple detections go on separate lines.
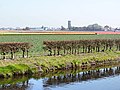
0, 42, 31, 59
43, 39, 120, 56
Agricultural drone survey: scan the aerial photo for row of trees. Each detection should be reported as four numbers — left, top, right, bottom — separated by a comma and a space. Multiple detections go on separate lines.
70, 24, 104, 31
0, 42, 31, 59
43, 39, 120, 56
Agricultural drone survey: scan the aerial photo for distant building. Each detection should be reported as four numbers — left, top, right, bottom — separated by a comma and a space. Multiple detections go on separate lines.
104, 25, 114, 31
114, 28, 120, 32
104, 25, 110, 31
68, 21, 72, 30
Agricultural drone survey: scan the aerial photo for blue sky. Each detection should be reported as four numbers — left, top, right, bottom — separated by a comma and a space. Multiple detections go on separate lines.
0, 0, 120, 28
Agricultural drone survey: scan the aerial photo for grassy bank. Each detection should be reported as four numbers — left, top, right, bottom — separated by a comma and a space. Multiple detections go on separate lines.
0, 51, 120, 78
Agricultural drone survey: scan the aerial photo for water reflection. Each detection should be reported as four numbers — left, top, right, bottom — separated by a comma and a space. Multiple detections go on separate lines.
0, 76, 30, 90
0, 66, 120, 90
0, 81, 29, 90
43, 67, 120, 88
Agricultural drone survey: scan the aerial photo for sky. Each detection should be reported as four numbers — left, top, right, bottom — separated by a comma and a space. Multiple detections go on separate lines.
0, 0, 120, 28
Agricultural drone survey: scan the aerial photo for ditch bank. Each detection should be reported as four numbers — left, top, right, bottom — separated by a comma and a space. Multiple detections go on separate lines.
0, 51, 120, 78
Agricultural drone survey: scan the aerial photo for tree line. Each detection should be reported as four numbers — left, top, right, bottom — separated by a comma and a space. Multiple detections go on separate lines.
0, 42, 31, 59
43, 39, 120, 56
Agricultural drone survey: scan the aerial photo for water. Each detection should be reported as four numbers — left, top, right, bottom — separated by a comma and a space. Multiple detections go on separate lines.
1, 65, 120, 90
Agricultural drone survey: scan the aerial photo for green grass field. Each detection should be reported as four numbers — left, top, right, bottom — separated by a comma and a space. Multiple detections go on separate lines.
0, 34, 120, 78
0, 34, 120, 54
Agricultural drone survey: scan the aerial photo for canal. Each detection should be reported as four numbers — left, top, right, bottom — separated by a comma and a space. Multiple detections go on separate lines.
0, 64, 120, 90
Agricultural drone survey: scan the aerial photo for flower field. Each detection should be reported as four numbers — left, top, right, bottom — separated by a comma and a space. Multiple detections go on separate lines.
97, 31, 120, 34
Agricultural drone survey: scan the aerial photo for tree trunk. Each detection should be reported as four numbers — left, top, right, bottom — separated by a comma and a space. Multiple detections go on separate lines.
11, 51, 14, 59
57, 49, 60, 55
96, 46, 100, 52
77, 47, 80, 54
27, 50, 29, 58
53, 50, 56, 56
3, 52, 5, 60
88, 46, 90, 53
22, 50, 25, 58
49, 49, 52, 56
70, 47, 72, 54
75, 48, 77, 54
63, 48, 66, 55
72, 47, 74, 54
